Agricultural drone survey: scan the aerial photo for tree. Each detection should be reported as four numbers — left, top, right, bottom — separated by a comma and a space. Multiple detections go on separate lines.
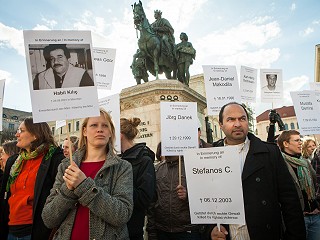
242, 103, 255, 133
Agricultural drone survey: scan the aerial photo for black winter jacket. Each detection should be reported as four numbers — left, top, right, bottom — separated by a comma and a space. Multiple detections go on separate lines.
120, 142, 156, 239
147, 158, 201, 239
205, 133, 306, 240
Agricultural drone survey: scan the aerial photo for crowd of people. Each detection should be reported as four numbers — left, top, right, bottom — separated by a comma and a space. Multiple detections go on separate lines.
0, 103, 319, 240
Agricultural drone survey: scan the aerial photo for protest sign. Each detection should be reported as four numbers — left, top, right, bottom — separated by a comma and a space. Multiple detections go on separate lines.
291, 91, 320, 135
93, 47, 116, 90
184, 146, 245, 224
55, 120, 66, 130
99, 94, 120, 153
260, 69, 283, 103
203, 65, 240, 115
24, 30, 99, 123
0, 79, 5, 131
240, 66, 257, 103
161, 102, 198, 156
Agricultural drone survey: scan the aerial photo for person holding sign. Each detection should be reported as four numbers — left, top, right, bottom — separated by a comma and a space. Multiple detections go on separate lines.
277, 130, 320, 240
33, 44, 94, 90
120, 117, 156, 240
207, 102, 305, 240
0, 118, 64, 240
147, 142, 202, 240
42, 109, 133, 240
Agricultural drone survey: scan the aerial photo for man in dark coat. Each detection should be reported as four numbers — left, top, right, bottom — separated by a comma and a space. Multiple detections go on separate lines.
207, 102, 306, 240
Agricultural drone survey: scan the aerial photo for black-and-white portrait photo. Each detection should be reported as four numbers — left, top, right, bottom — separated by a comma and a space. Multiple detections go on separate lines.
262, 73, 277, 91
29, 44, 94, 90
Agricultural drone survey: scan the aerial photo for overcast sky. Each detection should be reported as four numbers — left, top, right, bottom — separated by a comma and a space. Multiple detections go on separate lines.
0, 0, 319, 115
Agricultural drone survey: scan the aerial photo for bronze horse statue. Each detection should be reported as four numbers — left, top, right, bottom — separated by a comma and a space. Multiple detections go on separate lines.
132, 1, 176, 81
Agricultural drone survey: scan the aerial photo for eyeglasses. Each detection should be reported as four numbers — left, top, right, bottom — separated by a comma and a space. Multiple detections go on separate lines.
290, 139, 302, 143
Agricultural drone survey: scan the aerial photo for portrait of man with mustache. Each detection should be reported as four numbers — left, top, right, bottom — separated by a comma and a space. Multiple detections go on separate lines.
33, 44, 94, 90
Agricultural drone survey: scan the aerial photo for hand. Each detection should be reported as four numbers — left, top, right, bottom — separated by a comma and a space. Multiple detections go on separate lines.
269, 110, 278, 124
211, 225, 228, 240
176, 185, 187, 200
63, 161, 87, 190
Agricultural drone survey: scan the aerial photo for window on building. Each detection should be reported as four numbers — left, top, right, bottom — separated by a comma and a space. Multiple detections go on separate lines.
76, 121, 80, 131
11, 116, 18, 120
9, 123, 14, 130
285, 123, 288, 130
68, 123, 71, 132
52, 127, 55, 134
60, 127, 63, 134
3, 114, 7, 118
290, 123, 295, 129
214, 125, 217, 137
297, 122, 299, 129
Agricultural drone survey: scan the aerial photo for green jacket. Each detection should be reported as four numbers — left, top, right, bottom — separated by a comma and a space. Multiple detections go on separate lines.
42, 148, 133, 240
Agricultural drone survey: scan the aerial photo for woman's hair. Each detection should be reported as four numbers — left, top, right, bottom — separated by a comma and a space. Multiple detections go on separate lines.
23, 117, 56, 151
302, 139, 316, 158
79, 108, 116, 154
277, 130, 300, 152
156, 142, 161, 161
120, 117, 141, 141
2, 140, 19, 156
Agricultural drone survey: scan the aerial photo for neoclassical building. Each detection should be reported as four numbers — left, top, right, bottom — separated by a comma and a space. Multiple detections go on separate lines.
256, 106, 299, 141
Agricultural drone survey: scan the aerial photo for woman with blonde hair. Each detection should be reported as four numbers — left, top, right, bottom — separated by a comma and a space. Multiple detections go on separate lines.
42, 109, 133, 240
302, 139, 317, 162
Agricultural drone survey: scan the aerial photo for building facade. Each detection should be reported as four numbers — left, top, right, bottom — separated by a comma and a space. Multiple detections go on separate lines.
1, 107, 32, 144
256, 106, 299, 141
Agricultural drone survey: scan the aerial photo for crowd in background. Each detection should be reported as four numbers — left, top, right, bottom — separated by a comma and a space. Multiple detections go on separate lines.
0, 103, 319, 240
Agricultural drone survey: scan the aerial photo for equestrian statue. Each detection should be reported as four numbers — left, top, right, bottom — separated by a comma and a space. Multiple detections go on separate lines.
132, 1, 177, 84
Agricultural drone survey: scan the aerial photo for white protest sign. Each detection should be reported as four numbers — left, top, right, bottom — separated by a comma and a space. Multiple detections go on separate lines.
310, 82, 320, 91
203, 65, 240, 115
0, 79, 5, 131
24, 30, 99, 123
290, 91, 320, 135
184, 146, 245, 224
260, 69, 283, 103
99, 94, 120, 153
309, 83, 320, 108
161, 102, 198, 156
93, 48, 116, 90
55, 120, 66, 129
240, 66, 257, 103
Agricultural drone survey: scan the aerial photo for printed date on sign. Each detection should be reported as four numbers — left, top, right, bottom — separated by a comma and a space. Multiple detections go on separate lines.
200, 197, 232, 203
169, 136, 191, 141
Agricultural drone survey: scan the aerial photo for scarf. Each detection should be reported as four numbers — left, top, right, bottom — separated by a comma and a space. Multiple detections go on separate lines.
282, 152, 315, 200
6, 144, 56, 192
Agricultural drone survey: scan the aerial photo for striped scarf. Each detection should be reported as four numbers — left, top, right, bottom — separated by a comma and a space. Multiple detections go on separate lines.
6, 144, 56, 192
282, 152, 315, 201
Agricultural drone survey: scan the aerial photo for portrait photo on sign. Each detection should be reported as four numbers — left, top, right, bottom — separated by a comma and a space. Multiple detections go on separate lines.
261, 73, 278, 92
29, 43, 95, 90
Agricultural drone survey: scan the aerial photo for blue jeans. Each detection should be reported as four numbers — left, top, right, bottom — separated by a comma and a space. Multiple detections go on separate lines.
304, 214, 320, 240
7, 233, 31, 240
157, 229, 201, 240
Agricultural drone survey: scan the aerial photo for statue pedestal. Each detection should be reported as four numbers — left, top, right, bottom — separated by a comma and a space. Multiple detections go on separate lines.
120, 79, 207, 152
